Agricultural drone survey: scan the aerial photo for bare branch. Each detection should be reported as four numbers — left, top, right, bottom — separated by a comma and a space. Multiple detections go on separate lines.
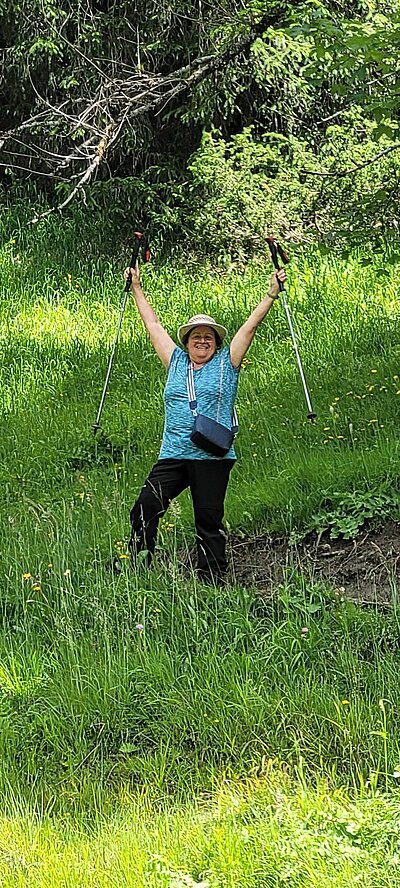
30, 123, 118, 223
301, 142, 400, 178
0, 162, 68, 180
0, 31, 255, 219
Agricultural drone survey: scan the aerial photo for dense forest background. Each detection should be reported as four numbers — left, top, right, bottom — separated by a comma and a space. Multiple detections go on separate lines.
1, 0, 400, 257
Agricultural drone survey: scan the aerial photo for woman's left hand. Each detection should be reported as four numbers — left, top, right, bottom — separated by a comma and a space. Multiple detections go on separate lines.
268, 267, 286, 299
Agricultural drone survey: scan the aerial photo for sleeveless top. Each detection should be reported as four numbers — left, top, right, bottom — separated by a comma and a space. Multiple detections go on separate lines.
159, 346, 240, 460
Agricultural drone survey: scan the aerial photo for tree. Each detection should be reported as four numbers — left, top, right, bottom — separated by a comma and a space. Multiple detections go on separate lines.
2, 0, 399, 247
0, 4, 282, 200
291, 1, 400, 141
0, 1, 356, 209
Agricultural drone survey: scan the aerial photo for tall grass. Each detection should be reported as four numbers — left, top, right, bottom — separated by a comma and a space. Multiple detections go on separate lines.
1, 559, 400, 811
1, 777, 400, 886
0, 201, 399, 881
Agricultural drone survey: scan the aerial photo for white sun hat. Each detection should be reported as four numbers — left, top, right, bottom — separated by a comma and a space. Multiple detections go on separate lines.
178, 314, 228, 345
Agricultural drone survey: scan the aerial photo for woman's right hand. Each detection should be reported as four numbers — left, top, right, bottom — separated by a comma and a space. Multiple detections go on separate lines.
268, 267, 286, 298
124, 262, 140, 288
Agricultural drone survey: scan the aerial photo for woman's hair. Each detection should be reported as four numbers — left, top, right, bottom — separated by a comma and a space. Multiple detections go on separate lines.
183, 330, 222, 348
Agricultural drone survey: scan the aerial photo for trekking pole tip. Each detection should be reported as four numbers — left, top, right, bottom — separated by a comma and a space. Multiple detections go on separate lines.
92, 422, 101, 436
307, 412, 317, 422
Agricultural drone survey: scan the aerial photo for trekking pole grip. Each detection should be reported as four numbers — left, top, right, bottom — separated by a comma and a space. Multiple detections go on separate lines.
125, 231, 144, 293
266, 236, 289, 291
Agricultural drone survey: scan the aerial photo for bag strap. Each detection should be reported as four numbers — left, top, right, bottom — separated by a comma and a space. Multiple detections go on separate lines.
186, 358, 238, 433
186, 360, 198, 415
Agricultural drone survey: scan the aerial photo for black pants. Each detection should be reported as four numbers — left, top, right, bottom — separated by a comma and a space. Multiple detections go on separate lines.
129, 458, 235, 582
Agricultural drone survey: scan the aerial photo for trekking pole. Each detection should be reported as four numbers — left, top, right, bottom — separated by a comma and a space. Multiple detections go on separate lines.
266, 236, 316, 421
92, 231, 150, 435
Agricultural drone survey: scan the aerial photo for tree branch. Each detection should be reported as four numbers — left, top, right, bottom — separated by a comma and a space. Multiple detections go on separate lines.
0, 33, 255, 220
302, 142, 400, 178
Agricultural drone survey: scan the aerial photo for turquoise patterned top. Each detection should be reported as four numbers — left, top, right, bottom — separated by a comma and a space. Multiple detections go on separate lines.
159, 346, 240, 460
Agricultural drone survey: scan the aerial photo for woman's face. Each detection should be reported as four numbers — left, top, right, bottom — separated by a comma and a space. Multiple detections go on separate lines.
187, 325, 217, 365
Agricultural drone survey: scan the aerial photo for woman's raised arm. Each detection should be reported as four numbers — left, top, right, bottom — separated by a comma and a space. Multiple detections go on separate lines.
125, 265, 176, 369
229, 268, 286, 368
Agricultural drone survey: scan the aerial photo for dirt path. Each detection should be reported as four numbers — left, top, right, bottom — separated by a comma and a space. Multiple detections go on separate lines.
228, 521, 400, 606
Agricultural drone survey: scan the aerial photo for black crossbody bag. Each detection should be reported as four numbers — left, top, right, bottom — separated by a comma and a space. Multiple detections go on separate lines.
187, 358, 238, 458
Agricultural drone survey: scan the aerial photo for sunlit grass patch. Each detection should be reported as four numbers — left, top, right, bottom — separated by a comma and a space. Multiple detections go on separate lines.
0, 776, 400, 886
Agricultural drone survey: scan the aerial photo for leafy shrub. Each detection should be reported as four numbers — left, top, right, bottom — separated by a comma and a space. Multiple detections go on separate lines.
184, 127, 314, 258
309, 489, 400, 540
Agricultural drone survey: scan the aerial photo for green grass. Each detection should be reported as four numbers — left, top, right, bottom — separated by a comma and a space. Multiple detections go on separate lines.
0, 207, 399, 541
0, 200, 400, 884
1, 777, 400, 886
2, 573, 400, 809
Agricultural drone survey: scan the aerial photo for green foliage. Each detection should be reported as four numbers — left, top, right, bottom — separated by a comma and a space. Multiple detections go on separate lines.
0, 1, 296, 142
184, 128, 313, 257
292, 1, 400, 139
306, 488, 400, 540
1, 776, 400, 885
139, 112, 400, 256
2, 0, 400, 251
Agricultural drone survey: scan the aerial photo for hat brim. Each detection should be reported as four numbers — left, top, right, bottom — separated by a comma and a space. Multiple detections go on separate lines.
178, 320, 227, 345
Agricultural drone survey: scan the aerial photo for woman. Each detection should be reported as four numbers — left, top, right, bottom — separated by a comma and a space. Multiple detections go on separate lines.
125, 262, 286, 584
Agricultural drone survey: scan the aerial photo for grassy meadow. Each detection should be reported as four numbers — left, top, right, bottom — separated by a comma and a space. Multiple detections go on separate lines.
0, 202, 400, 885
